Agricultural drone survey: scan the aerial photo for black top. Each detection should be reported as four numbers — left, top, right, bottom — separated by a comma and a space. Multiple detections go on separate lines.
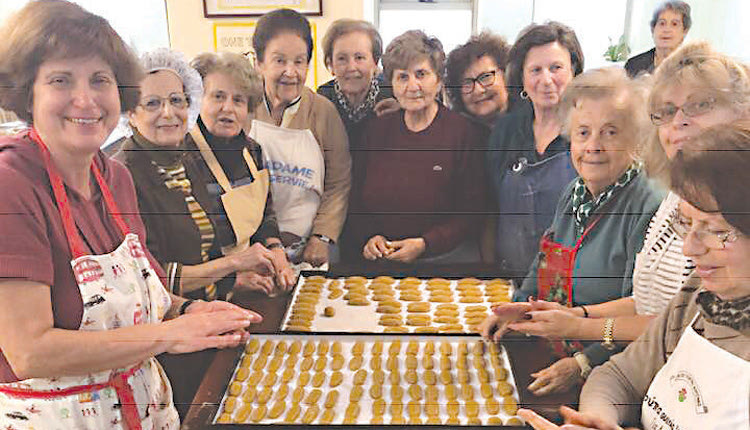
486, 99, 570, 195
625, 48, 656, 78
317, 74, 394, 146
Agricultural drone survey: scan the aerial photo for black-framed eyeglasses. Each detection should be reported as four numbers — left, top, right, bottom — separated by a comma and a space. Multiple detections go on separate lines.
460, 70, 499, 94
669, 208, 740, 250
650, 97, 717, 126
139, 93, 188, 112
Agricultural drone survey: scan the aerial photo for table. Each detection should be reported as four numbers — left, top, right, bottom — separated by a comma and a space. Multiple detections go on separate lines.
182, 265, 581, 429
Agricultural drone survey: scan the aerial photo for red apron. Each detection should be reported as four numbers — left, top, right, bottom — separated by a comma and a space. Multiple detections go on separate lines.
0, 130, 177, 430
536, 217, 600, 357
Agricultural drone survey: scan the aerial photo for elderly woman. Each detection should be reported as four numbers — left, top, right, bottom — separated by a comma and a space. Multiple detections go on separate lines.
487, 22, 584, 280
446, 31, 511, 127
116, 49, 291, 300
483, 67, 662, 395
0, 2, 257, 428
250, 8, 351, 267
520, 121, 750, 430
482, 43, 750, 364
344, 30, 487, 264
317, 18, 396, 142
625, 0, 692, 77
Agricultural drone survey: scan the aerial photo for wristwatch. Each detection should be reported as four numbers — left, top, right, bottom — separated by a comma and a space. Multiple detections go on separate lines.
573, 352, 592, 379
602, 318, 616, 350
313, 234, 334, 244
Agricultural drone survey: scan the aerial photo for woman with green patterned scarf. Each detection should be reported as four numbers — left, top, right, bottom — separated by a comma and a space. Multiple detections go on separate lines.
482, 67, 662, 396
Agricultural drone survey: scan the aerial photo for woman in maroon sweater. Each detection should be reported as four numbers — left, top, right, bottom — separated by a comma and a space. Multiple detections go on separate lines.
346, 30, 488, 264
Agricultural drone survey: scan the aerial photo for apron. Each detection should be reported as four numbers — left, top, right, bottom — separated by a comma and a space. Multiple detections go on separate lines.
536, 217, 600, 357
642, 313, 750, 430
495, 151, 576, 279
189, 128, 269, 256
248, 120, 324, 257
0, 129, 178, 430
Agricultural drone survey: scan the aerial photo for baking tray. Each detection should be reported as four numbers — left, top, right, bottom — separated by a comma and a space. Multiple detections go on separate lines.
280, 275, 514, 334
214, 333, 524, 426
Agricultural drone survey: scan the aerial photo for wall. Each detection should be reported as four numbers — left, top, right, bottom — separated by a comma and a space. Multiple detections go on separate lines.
165, 0, 365, 88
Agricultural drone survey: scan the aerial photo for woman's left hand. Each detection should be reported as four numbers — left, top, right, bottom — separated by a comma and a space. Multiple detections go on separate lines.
374, 98, 401, 116
528, 357, 582, 396
302, 236, 329, 267
518, 406, 626, 430
269, 247, 296, 291
385, 237, 426, 263
507, 309, 583, 340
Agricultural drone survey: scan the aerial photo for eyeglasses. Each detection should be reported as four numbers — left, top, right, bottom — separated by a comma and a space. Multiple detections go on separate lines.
460, 70, 499, 94
650, 97, 717, 126
139, 93, 188, 112
669, 209, 741, 250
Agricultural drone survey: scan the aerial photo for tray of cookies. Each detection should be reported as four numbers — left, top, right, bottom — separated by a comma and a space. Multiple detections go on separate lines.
214, 334, 524, 426
281, 275, 514, 334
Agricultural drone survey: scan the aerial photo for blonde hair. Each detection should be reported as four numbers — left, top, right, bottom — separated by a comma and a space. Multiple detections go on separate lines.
559, 67, 650, 160
644, 41, 750, 183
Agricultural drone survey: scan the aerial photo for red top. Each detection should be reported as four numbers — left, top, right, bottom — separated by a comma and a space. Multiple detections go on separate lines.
347, 105, 488, 257
0, 133, 166, 383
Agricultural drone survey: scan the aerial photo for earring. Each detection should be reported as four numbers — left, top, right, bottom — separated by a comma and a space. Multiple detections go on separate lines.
520, 90, 529, 100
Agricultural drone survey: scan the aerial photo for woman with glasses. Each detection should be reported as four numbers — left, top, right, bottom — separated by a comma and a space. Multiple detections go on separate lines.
446, 31, 511, 127
519, 120, 750, 430
117, 49, 293, 300
487, 22, 584, 280
345, 30, 488, 264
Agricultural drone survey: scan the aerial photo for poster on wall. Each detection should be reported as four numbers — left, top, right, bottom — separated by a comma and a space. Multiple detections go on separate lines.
203, 0, 322, 17
213, 22, 319, 87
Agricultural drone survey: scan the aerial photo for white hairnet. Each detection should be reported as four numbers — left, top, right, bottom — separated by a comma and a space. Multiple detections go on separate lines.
140, 48, 204, 132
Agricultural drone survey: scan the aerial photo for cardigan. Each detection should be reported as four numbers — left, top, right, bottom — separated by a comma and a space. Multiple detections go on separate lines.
580, 277, 750, 426
251, 87, 351, 242
624, 48, 656, 78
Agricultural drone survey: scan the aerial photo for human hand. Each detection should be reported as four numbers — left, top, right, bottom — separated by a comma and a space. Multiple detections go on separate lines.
528, 357, 582, 396
229, 242, 274, 275
269, 246, 295, 292
363, 235, 393, 260
301, 236, 329, 267
163, 306, 261, 354
528, 298, 570, 312
384, 237, 426, 263
506, 309, 583, 340
478, 302, 533, 341
518, 405, 626, 429
374, 97, 400, 116
234, 271, 276, 296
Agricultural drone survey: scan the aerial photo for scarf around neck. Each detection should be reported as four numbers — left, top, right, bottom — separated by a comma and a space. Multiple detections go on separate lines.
333, 75, 380, 124
696, 290, 750, 331
571, 164, 640, 235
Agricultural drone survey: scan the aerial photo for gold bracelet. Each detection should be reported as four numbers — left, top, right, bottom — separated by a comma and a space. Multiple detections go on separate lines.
602, 318, 616, 350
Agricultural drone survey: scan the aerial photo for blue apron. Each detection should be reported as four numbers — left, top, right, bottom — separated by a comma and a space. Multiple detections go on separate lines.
495, 151, 576, 280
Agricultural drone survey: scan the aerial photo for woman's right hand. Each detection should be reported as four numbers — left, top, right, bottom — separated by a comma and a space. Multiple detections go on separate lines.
363, 235, 393, 260
478, 302, 532, 341
234, 271, 277, 296
230, 243, 275, 275
162, 305, 261, 354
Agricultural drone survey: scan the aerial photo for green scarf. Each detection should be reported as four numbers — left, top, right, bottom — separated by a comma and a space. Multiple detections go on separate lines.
571, 164, 641, 236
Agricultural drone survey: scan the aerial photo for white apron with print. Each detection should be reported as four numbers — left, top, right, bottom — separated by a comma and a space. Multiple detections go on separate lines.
642, 313, 750, 430
248, 119, 324, 240
0, 129, 178, 430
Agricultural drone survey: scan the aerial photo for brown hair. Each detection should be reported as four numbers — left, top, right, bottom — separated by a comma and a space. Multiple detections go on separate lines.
559, 67, 650, 160
670, 120, 750, 235
322, 19, 383, 69
445, 31, 510, 114
650, 1, 692, 32
0, 0, 142, 123
382, 30, 445, 84
190, 52, 263, 111
506, 21, 584, 109
643, 41, 750, 183
252, 8, 313, 64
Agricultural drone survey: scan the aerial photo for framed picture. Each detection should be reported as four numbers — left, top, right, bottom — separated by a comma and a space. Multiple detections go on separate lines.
203, 0, 323, 18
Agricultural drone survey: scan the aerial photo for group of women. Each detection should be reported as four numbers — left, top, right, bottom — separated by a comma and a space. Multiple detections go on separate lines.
0, 0, 747, 429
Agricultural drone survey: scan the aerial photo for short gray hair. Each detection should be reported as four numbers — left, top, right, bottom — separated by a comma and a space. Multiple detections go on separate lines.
190, 52, 263, 112
559, 67, 650, 161
382, 30, 445, 84
650, 1, 692, 32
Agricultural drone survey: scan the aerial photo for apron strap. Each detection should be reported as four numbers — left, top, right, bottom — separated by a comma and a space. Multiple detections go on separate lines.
189, 128, 232, 192
27, 129, 130, 259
